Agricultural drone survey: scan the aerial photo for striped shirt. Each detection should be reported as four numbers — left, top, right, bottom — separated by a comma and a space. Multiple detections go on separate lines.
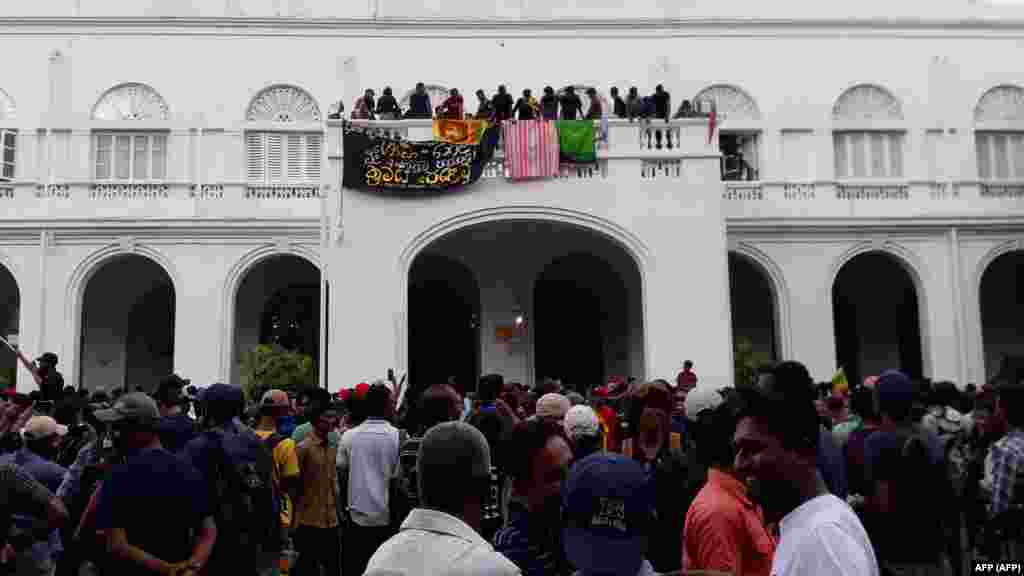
990, 428, 1024, 518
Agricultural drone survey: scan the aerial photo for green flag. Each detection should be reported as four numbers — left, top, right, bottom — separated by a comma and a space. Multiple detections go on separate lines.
556, 120, 597, 164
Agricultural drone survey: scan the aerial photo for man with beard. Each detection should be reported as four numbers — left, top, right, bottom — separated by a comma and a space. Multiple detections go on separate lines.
733, 361, 877, 576
493, 419, 573, 576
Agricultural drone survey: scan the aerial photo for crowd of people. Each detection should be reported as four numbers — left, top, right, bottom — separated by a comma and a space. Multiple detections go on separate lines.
331, 82, 711, 124
0, 348, 1020, 576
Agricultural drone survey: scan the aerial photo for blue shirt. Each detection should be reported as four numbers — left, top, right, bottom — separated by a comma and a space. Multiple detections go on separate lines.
493, 504, 567, 576
0, 448, 66, 564
95, 447, 211, 576
157, 413, 198, 454
56, 441, 100, 504
817, 427, 848, 499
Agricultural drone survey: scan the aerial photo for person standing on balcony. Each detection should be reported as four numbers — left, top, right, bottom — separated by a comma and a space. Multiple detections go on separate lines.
559, 86, 583, 120
610, 86, 627, 118
626, 87, 643, 122
492, 85, 514, 123
652, 84, 671, 122
474, 90, 494, 120
376, 87, 400, 120
584, 88, 603, 120
512, 89, 537, 120
352, 89, 376, 120
673, 99, 693, 119
436, 88, 464, 119
540, 87, 558, 120
406, 83, 432, 119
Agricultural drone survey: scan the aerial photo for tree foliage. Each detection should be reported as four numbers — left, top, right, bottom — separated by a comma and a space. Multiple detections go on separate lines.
734, 336, 771, 389
239, 344, 317, 403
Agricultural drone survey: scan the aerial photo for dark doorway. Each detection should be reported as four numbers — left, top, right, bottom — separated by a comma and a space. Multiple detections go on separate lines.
833, 252, 923, 384
728, 253, 778, 361
260, 284, 320, 363
408, 254, 480, 396
534, 253, 626, 393
980, 251, 1024, 381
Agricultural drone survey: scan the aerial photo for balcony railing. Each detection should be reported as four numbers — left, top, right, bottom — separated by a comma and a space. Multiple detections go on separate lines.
980, 182, 1024, 198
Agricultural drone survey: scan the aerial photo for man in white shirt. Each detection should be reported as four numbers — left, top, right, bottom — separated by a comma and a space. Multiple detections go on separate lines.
733, 361, 879, 576
365, 421, 521, 576
337, 382, 402, 576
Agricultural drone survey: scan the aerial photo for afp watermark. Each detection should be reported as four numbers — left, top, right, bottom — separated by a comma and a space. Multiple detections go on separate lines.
975, 562, 1023, 574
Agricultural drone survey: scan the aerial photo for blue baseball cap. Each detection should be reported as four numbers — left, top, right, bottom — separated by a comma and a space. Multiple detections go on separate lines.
199, 383, 243, 407
562, 453, 651, 576
876, 369, 915, 407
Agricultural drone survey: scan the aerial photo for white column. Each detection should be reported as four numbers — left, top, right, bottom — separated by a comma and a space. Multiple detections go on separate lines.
172, 254, 222, 387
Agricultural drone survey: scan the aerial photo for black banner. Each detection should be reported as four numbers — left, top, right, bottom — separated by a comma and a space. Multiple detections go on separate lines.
342, 122, 499, 193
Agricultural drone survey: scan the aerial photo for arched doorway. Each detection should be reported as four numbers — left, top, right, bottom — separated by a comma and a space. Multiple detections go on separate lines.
0, 263, 19, 390
980, 250, 1024, 381
80, 254, 175, 392
408, 254, 480, 396
406, 219, 644, 394
233, 255, 320, 386
833, 252, 923, 384
728, 252, 778, 367
534, 253, 631, 393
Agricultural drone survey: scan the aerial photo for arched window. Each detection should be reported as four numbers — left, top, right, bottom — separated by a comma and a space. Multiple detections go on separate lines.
974, 85, 1024, 186
694, 84, 762, 181
832, 84, 905, 180
244, 85, 323, 186
90, 83, 171, 183
0, 88, 15, 183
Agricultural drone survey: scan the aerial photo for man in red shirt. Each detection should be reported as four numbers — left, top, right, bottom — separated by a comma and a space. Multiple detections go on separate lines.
684, 397, 775, 576
436, 88, 464, 119
677, 360, 698, 392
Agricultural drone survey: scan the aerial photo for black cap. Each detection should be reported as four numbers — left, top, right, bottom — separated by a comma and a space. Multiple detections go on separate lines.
37, 352, 58, 365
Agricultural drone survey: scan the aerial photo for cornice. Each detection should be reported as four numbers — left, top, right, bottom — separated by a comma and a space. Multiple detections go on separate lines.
5, 16, 1024, 37
727, 216, 1024, 235
0, 220, 321, 244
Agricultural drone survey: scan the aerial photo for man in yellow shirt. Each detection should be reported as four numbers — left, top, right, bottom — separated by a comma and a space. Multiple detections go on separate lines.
254, 389, 302, 574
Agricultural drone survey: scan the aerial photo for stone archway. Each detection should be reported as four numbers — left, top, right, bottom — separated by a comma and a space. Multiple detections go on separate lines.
79, 254, 175, 393
979, 250, 1024, 381
0, 262, 19, 389
232, 254, 321, 387
728, 252, 778, 365
406, 219, 643, 394
832, 251, 923, 383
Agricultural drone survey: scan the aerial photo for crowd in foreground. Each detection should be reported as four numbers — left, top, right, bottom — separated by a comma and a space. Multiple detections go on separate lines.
0, 353, 1019, 576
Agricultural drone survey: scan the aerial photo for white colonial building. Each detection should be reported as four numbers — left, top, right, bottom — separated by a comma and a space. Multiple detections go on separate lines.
0, 0, 1022, 404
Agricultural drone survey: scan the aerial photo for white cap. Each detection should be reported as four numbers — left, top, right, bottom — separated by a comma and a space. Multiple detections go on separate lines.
685, 389, 725, 420
22, 415, 68, 440
564, 405, 601, 440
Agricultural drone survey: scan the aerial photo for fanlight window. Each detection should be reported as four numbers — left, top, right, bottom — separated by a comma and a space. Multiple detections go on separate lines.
693, 84, 761, 122
974, 85, 1024, 123
246, 85, 322, 123
91, 83, 170, 121
832, 84, 903, 122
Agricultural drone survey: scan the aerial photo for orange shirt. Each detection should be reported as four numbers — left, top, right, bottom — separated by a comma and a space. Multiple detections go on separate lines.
683, 469, 776, 576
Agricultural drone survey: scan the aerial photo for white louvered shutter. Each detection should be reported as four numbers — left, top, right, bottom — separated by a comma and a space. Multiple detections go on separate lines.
267, 133, 284, 183
246, 132, 266, 182
305, 134, 322, 181
287, 134, 302, 181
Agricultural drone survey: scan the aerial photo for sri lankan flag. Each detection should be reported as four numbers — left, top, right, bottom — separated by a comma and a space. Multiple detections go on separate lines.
433, 119, 490, 145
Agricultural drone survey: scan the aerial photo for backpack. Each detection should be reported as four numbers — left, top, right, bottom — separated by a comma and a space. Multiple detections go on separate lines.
204, 428, 281, 571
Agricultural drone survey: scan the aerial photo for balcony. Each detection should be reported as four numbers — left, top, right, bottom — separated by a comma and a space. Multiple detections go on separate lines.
721, 180, 1024, 221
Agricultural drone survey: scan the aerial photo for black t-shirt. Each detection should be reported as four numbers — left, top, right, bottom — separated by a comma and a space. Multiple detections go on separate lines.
39, 371, 63, 402
540, 95, 558, 119
492, 93, 514, 120
559, 94, 582, 120
408, 93, 432, 117
613, 96, 627, 118
652, 91, 671, 119
377, 95, 398, 115
514, 98, 535, 120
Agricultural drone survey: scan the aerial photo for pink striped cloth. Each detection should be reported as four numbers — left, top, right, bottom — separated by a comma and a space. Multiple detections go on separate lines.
502, 119, 559, 180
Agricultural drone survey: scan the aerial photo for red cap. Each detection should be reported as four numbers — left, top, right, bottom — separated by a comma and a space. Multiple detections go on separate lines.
592, 386, 609, 398
355, 382, 370, 398
337, 389, 352, 401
